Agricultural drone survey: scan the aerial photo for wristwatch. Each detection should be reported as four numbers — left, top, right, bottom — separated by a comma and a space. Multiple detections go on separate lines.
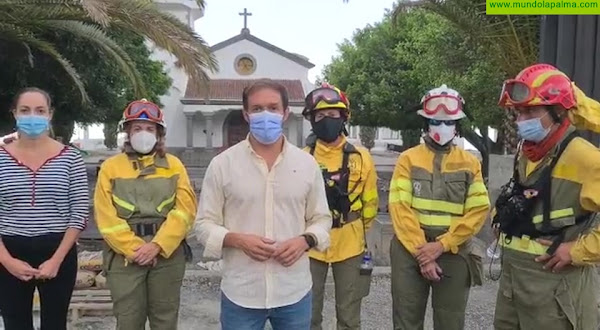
301, 234, 317, 251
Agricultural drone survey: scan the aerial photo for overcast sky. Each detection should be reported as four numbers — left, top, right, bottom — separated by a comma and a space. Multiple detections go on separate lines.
74, 0, 397, 140
194, 0, 397, 82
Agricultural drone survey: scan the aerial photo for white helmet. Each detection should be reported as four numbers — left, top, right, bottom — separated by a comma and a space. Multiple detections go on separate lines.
417, 84, 466, 121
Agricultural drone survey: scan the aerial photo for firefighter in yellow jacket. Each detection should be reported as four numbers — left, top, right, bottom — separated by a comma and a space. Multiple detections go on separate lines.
302, 83, 379, 330
94, 99, 197, 330
493, 64, 600, 329
388, 85, 490, 330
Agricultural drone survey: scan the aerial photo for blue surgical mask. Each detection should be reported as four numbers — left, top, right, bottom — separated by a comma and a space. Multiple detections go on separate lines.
249, 111, 284, 145
517, 117, 550, 143
16, 115, 50, 138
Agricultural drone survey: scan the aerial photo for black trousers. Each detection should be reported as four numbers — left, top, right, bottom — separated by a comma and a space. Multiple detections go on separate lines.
0, 233, 77, 330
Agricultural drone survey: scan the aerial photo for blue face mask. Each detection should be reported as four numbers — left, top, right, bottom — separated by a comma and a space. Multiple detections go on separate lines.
16, 115, 50, 138
249, 111, 284, 145
517, 117, 550, 143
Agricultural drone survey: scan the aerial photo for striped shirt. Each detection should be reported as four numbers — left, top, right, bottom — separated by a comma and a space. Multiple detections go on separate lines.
0, 146, 89, 237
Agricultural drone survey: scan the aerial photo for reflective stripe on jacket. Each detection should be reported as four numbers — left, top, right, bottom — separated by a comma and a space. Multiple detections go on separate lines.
94, 153, 197, 259
502, 126, 600, 265
389, 140, 490, 255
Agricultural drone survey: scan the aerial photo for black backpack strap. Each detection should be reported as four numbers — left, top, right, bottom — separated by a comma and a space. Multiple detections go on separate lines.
540, 131, 579, 254
309, 142, 316, 156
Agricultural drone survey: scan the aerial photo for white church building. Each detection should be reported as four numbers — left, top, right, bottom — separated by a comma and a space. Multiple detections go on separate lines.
144, 1, 404, 156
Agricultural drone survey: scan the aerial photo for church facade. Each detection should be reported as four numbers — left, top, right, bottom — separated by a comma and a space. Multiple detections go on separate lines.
151, 2, 403, 154
177, 27, 314, 150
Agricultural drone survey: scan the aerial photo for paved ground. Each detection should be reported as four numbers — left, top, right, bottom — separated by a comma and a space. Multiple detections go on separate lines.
2, 265, 502, 330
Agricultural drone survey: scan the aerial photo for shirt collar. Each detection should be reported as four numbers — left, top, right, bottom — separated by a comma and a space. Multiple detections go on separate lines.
244, 134, 289, 158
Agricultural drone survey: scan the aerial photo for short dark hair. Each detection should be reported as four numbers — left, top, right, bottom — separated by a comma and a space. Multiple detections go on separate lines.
11, 87, 52, 110
242, 79, 289, 110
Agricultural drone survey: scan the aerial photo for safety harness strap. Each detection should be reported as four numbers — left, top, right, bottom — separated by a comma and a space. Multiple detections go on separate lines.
309, 141, 363, 227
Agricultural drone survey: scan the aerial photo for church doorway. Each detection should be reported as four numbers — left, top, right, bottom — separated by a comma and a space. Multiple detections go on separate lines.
223, 110, 249, 148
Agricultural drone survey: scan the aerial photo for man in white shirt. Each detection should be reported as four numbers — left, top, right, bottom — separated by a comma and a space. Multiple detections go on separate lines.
195, 79, 332, 330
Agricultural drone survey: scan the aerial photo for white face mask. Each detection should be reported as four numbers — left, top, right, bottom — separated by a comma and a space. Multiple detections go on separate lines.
130, 131, 157, 154
428, 124, 456, 146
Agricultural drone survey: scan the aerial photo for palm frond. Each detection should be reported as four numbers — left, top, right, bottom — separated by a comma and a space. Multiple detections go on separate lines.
0, 0, 217, 99
194, 0, 206, 11
0, 0, 110, 26
0, 22, 89, 103
41, 20, 147, 97
105, 0, 217, 84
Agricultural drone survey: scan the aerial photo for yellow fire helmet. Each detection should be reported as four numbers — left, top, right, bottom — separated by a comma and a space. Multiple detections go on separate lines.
302, 83, 351, 120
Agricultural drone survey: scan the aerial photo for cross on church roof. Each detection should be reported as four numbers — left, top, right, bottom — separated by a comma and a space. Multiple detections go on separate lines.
239, 8, 252, 33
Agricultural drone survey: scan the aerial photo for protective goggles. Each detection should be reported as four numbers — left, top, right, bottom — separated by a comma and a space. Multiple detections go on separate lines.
498, 80, 534, 106
421, 95, 463, 116
304, 87, 348, 110
428, 119, 456, 126
124, 100, 163, 121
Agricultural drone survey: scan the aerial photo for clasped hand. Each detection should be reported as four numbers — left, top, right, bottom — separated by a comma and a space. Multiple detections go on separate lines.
3, 257, 62, 281
415, 242, 444, 267
236, 234, 309, 267
129, 242, 161, 267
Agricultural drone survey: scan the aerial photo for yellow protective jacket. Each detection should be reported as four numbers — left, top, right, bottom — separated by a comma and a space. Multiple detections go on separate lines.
94, 152, 197, 259
304, 137, 379, 263
501, 126, 600, 266
389, 139, 490, 255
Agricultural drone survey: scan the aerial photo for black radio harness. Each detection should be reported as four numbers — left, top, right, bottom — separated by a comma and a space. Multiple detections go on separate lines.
492, 131, 590, 255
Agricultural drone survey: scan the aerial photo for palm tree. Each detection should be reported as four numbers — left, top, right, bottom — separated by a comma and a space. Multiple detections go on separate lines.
0, 0, 217, 103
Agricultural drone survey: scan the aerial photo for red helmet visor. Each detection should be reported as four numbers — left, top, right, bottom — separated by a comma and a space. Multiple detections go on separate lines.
498, 80, 534, 106
124, 101, 162, 121
304, 88, 348, 110
422, 95, 462, 116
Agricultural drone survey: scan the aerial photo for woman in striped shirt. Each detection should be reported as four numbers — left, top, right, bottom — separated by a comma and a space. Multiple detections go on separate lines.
0, 88, 89, 330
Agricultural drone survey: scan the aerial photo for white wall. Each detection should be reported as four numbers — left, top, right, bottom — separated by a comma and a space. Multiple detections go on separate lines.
210, 39, 315, 97
183, 106, 310, 148
152, 1, 203, 148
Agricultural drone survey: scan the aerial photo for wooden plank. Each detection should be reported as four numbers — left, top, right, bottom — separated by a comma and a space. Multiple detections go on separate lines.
69, 302, 114, 322
72, 289, 111, 296
69, 302, 113, 310
556, 15, 577, 76
539, 15, 558, 63
573, 16, 596, 93
593, 16, 600, 100
70, 296, 112, 303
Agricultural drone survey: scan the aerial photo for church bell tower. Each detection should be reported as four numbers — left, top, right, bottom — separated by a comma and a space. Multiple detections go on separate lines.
150, 0, 204, 147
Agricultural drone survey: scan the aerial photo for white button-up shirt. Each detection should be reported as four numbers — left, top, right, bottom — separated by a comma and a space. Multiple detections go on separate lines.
194, 137, 332, 309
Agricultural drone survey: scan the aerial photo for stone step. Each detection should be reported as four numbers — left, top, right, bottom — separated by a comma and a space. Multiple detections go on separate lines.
186, 166, 207, 179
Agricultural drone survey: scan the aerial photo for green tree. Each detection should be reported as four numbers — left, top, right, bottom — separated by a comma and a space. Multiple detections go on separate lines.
0, 0, 216, 140
359, 126, 376, 151
0, 0, 215, 102
0, 28, 171, 141
324, 9, 507, 180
